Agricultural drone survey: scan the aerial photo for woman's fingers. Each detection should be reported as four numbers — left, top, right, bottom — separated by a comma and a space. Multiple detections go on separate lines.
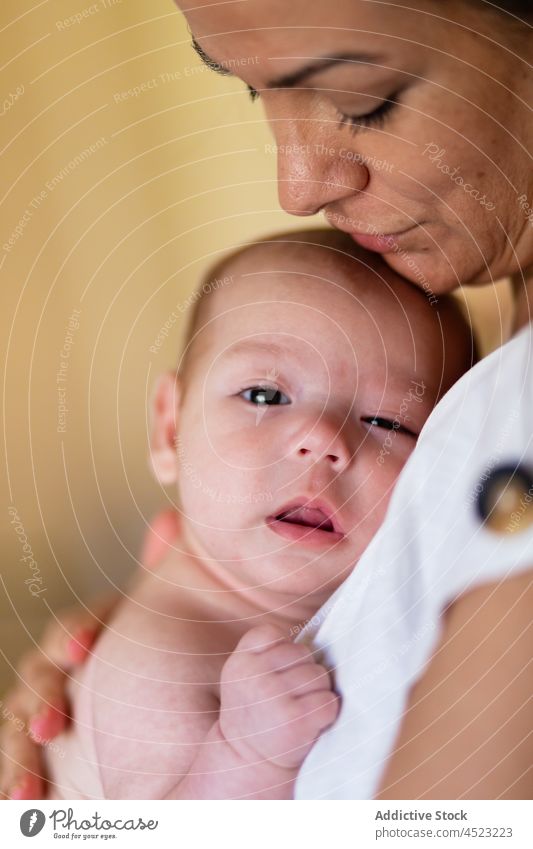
39, 594, 118, 669
140, 509, 181, 570
0, 594, 119, 800
0, 647, 72, 799
17, 651, 69, 740
0, 729, 46, 800
0, 690, 48, 800
11, 596, 119, 739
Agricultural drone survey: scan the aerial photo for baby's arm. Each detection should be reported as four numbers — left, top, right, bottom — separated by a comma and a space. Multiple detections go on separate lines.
166, 625, 339, 800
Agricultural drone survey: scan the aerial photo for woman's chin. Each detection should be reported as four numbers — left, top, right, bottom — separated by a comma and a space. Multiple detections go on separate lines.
384, 247, 473, 296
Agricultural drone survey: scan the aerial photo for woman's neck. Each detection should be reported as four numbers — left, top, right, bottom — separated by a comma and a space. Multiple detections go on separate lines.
512, 265, 533, 333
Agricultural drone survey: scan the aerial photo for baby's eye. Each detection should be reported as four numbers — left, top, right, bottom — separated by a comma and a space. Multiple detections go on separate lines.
363, 416, 415, 437
240, 386, 291, 406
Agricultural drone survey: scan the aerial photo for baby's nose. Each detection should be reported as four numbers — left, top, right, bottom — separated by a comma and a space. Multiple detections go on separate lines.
293, 416, 352, 473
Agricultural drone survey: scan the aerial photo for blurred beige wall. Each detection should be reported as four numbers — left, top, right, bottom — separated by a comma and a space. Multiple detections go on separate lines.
0, 0, 513, 691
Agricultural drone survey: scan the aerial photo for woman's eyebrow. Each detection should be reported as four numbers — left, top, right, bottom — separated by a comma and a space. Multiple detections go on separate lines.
191, 37, 232, 76
191, 38, 385, 88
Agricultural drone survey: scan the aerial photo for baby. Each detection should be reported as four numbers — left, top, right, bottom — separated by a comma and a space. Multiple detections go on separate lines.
45, 229, 473, 799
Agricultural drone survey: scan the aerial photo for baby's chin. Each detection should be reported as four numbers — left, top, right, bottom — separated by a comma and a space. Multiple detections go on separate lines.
183, 521, 357, 594
232, 545, 356, 597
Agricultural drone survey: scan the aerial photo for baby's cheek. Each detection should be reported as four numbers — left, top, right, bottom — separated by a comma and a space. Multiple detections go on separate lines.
176, 444, 271, 530
358, 447, 409, 527
210, 420, 282, 466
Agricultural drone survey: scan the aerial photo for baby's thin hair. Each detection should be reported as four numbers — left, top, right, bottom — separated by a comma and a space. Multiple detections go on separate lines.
177, 228, 478, 380
178, 229, 364, 378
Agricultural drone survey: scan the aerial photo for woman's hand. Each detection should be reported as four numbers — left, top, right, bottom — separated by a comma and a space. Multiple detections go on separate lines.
0, 596, 117, 800
0, 509, 180, 800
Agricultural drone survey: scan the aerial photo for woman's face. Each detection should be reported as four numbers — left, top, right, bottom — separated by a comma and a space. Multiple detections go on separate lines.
177, 0, 532, 293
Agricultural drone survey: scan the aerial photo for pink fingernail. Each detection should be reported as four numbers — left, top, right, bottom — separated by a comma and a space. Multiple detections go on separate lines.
67, 628, 94, 661
10, 779, 31, 800
30, 705, 64, 740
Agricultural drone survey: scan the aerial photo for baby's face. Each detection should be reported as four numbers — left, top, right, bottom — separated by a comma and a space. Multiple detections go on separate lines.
160, 246, 467, 602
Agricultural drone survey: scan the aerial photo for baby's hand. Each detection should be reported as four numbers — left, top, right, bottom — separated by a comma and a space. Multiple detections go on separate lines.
219, 625, 339, 770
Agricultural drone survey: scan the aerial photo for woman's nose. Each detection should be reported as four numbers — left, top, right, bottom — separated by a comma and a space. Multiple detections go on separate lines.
266, 93, 369, 216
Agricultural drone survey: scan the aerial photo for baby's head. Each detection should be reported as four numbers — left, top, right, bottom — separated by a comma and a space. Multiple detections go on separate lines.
150, 230, 473, 604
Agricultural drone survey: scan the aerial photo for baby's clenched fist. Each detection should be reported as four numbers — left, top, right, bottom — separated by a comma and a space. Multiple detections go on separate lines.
219, 624, 340, 770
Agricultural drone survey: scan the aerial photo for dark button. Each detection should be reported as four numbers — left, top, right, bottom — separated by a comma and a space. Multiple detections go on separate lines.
477, 464, 533, 534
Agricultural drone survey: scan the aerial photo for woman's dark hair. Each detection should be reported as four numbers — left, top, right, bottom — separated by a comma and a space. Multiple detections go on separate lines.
482, 1, 533, 16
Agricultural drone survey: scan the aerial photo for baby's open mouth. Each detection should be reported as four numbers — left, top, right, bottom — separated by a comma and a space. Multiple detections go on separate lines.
266, 501, 344, 547
276, 506, 335, 533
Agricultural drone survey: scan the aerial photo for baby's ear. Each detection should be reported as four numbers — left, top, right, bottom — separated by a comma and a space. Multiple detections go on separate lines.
149, 372, 180, 485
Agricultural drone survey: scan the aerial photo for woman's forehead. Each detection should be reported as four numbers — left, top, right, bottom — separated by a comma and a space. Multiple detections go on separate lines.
175, 0, 458, 92
177, 0, 433, 54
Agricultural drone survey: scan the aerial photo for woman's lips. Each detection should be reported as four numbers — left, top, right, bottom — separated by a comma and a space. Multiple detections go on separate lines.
348, 226, 417, 254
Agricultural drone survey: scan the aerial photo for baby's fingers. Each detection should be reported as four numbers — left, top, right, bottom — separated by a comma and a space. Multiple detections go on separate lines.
277, 663, 332, 697
297, 689, 340, 734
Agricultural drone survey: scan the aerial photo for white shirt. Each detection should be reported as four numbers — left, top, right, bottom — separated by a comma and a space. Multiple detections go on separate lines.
295, 323, 533, 800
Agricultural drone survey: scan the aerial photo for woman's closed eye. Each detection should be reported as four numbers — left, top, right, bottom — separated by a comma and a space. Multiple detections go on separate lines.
337, 92, 399, 132
362, 415, 416, 437
240, 385, 291, 406
247, 85, 399, 133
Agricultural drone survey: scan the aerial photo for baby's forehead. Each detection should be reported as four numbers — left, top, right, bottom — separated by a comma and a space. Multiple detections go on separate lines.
206, 244, 426, 324
181, 236, 472, 403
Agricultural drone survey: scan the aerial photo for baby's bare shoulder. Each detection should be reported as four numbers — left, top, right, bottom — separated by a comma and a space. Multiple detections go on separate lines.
100, 561, 231, 680
83, 563, 230, 798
